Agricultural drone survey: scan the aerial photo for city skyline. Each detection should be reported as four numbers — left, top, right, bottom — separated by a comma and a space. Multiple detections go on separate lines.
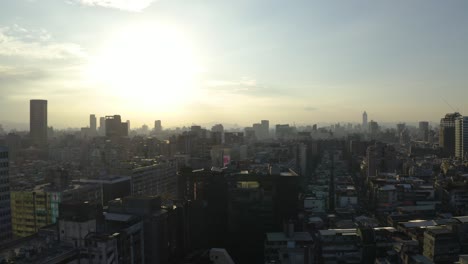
0, 106, 446, 132
1, 0, 468, 128
3, 2, 468, 262
0, 104, 448, 131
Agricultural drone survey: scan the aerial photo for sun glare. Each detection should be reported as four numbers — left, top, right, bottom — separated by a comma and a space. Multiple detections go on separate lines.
87, 23, 203, 110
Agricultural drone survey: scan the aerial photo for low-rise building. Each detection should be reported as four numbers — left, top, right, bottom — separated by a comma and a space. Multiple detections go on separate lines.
120, 158, 178, 199
319, 229, 362, 263
265, 223, 314, 264
11, 182, 101, 237
423, 226, 460, 263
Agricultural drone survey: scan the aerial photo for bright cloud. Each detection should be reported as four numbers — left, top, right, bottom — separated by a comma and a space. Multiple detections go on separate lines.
75, 0, 157, 12
0, 24, 88, 102
0, 25, 86, 60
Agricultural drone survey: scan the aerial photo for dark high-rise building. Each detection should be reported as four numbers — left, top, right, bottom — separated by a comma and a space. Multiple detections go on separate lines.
440, 112, 461, 157
211, 124, 224, 145
5, 133, 20, 161
252, 120, 270, 140
455, 116, 468, 160
253, 123, 262, 139
366, 143, 396, 177
90, 114, 97, 132
154, 120, 162, 133
419, 121, 429, 142
363, 111, 368, 131
105, 115, 129, 137
276, 124, 291, 139
0, 147, 12, 244
30, 99, 47, 146
369, 120, 379, 138
261, 120, 269, 139
99, 116, 106, 135
106, 196, 184, 264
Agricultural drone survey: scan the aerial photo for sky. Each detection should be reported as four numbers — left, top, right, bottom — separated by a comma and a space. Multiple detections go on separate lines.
0, 0, 467, 129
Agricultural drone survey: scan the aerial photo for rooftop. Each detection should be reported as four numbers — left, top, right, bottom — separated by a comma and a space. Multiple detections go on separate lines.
266, 232, 313, 242
79, 176, 131, 184
319, 229, 357, 236
397, 204, 435, 211
425, 226, 453, 235
453, 216, 468, 223
104, 212, 137, 223
379, 185, 396, 191
399, 220, 437, 229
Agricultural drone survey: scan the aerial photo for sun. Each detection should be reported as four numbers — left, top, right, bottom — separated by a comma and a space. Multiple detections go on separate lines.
87, 22, 203, 111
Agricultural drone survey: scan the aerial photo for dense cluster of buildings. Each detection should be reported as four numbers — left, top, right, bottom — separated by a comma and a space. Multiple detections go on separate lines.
3, 101, 468, 263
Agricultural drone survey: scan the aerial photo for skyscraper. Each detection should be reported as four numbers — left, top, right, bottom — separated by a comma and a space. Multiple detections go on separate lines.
276, 124, 292, 140
30, 99, 48, 147
0, 147, 12, 243
362, 111, 368, 131
369, 120, 379, 138
253, 123, 262, 140
261, 120, 270, 139
154, 120, 162, 133
252, 120, 270, 140
440, 112, 461, 157
366, 143, 396, 177
105, 115, 129, 137
90, 114, 97, 132
419, 121, 429, 142
99, 117, 106, 135
455, 116, 468, 160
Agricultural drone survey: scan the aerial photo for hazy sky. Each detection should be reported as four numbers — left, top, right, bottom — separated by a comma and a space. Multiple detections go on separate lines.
0, 0, 467, 129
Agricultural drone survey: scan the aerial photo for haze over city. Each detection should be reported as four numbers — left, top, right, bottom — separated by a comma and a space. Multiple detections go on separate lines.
4, 1, 468, 264
1, 0, 468, 129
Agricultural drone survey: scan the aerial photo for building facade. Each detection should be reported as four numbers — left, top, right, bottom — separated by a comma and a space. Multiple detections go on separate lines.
99, 116, 106, 136
90, 114, 97, 132
366, 143, 396, 177
120, 159, 178, 199
10, 191, 53, 237
105, 115, 129, 137
455, 116, 468, 160
30, 99, 48, 147
0, 147, 12, 243
10, 182, 102, 237
363, 111, 368, 131
261, 120, 270, 139
423, 227, 460, 263
155, 120, 162, 133
264, 224, 314, 264
440, 112, 461, 157
419, 121, 429, 142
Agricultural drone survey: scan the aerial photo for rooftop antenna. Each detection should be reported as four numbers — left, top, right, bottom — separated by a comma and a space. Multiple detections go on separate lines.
442, 97, 458, 113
